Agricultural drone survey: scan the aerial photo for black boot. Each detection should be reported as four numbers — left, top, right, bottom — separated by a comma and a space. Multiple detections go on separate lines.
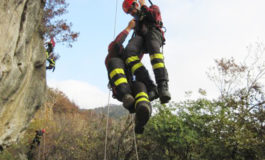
157, 81, 171, 104
122, 94, 135, 113
148, 87, 159, 101
134, 102, 152, 134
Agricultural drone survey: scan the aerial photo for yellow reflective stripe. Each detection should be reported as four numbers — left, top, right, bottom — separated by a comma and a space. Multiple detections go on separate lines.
109, 68, 125, 79
46, 52, 49, 58
152, 63, 164, 69
131, 63, 143, 74
135, 92, 148, 99
114, 78, 128, 86
150, 53, 164, 60
126, 56, 140, 65
50, 59, 55, 64
135, 97, 150, 107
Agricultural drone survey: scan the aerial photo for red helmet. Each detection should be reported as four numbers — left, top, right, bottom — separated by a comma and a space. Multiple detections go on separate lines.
42, 129, 46, 133
122, 0, 138, 14
50, 38, 55, 47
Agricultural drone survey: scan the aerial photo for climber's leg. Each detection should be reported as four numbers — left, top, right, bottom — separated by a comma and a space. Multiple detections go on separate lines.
107, 58, 135, 113
132, 81, 152, 134
124, 35, 158, 101
145, 29, 171, 104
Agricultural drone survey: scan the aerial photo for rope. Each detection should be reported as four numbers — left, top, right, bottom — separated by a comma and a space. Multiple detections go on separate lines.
113, 0, 119, 38
132, 115, 139, 160
43, 132, 46, 159
42, 105, 48, 159
37, 105, 47, 160
147, 0, 153, 6
104, 0, 118, 159
104, 91, 111, 160
38, 143, 41, 160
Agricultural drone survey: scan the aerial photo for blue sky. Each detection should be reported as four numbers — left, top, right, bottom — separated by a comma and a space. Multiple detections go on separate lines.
47, 0, 131, 88
47, 0, 265, 109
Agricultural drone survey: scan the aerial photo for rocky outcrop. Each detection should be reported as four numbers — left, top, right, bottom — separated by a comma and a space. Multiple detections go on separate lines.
0, 0, 46, 147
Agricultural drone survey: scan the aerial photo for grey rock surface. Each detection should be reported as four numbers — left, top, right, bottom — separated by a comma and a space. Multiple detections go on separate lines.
0, 0, 46, 146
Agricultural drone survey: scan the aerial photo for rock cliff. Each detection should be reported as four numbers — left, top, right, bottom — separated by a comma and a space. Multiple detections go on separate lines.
0, 0, 46, 147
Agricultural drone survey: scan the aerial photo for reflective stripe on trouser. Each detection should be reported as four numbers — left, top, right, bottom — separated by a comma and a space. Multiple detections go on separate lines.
132, 82, 150, 108
150, 53, 165, 70
46, 51, 49, 59
125, 56, 144, 75
150, 53, 169, 83
49, 63, 55, 67
109, 68, 128, 86
135, 92, 150, 108
47, 58, 55, 66
107, 58, 132, 101
125, 56, 156, 92
50, 59, 55, 66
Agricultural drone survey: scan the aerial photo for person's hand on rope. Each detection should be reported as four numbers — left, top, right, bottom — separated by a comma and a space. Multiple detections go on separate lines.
126, 19, 136, 32
139, 0, 146, 7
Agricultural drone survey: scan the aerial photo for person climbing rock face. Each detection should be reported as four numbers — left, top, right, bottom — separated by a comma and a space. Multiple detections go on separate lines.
45, 38, 57, 72
105, 19, 154, 133
122, 0, 171, 104
46, 53, 57, 72
27, 129, 46, 159
30, 129, 46, 149
45, 38, 55, 58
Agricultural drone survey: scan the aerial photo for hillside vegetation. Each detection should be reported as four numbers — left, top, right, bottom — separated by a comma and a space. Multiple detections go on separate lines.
0, 55, 265, 159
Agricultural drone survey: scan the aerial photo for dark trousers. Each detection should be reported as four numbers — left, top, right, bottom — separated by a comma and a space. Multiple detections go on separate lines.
124, 28, 169, 85
30, 138, 40, 150
107, 58, 151, 104
132, 81, 150, 109
107, 58, 132, 101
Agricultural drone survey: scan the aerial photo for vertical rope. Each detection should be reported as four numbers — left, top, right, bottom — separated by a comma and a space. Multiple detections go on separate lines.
131, 115, 139, 160
104, 91, 111, 160
147, 0, 153, 6
113, 0, 119, 38
43, 104, 48, 159
43, 133, 46, 159
38, 144, 41, 160
104, 0, 119, 159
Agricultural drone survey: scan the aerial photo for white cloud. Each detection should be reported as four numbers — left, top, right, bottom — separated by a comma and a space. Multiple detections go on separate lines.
47, 80, 119, 109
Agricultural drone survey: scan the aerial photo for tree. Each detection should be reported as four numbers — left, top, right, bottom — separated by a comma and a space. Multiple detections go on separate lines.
42, 0, 79, 47
136, 43, 265, 160
206, 42, 265, 159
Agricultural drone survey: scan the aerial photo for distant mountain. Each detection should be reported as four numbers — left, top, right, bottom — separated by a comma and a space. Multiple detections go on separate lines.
92, 104, 129, 119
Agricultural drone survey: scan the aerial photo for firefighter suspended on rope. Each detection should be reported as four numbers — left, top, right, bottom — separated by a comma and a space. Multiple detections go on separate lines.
45, 38, 57, 72
122, 0, 171, 104
105, 19, 156, 134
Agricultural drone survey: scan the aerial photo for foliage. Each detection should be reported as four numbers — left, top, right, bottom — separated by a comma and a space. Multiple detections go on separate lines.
1, 44, 264, 159
42, 0, 79, 47
136, 43, 265, 160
